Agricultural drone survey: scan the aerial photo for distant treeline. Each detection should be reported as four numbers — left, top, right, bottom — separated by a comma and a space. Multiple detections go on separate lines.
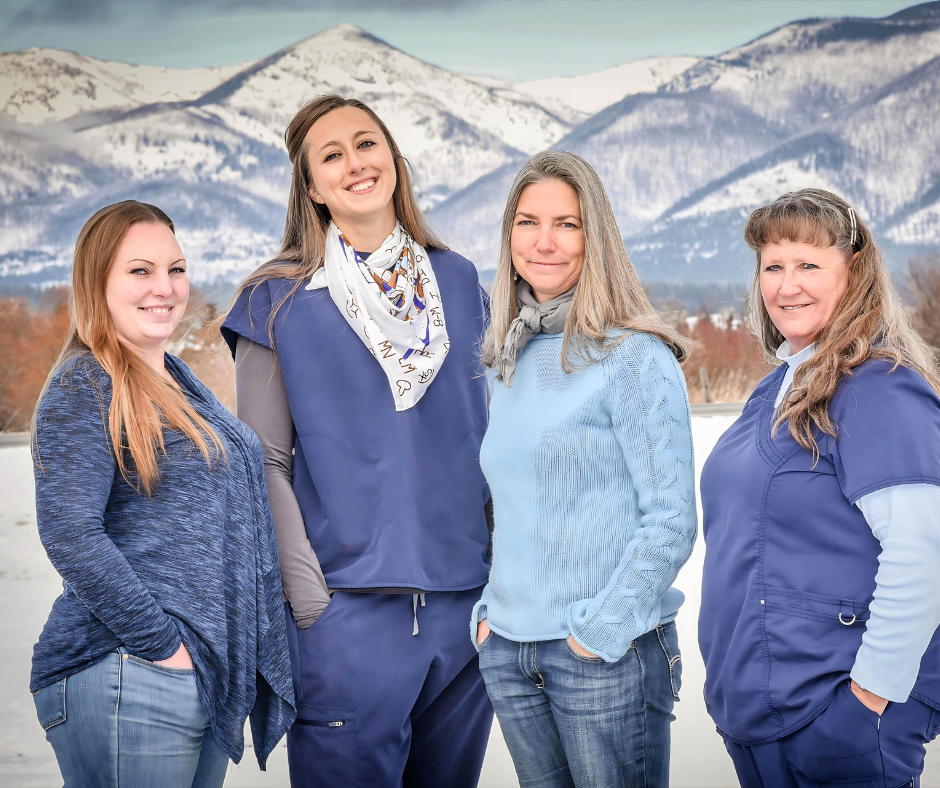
2, 255, 938, 430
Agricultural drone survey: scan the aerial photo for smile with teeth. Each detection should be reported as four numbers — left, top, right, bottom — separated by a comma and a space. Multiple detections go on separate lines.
349, 178, 377, 192
780, 304, 810, 310
141, 306, 172, 314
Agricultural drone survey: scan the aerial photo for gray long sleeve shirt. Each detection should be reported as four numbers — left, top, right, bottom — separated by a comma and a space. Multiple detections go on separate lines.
235, 337, 332, 628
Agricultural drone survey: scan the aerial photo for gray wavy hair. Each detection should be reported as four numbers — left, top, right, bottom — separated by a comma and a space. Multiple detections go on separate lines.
481, 150, 689, 377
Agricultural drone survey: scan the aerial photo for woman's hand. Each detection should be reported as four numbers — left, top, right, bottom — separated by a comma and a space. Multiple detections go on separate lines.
851, 679, 888, 715
155, 642, 193, 669
567, 635, 599, 659
477, 618, 491, 647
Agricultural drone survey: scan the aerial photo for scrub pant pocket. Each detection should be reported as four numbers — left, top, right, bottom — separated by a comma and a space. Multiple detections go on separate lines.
786, 680, 883, 788
288, 707, 358, 787
724, 681, 937, 788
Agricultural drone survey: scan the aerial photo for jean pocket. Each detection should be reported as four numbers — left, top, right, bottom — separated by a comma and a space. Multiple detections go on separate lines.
656, 621, 682, 699
564, 639, 606, 663
477, 631, 493, 651
124, 653, 195, 675
292, 706, 357, 787
787, 681, 882, 787
33, 677, 67, 731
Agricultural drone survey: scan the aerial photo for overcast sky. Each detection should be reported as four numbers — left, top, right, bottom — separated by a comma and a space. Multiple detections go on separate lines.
0, 0, 921, 80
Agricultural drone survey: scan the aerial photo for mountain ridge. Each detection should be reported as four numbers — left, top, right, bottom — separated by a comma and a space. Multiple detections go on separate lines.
2, 4, 939, 287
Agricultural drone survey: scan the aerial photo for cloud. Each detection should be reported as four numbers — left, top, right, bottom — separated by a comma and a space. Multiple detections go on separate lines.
6, 0, 473, 27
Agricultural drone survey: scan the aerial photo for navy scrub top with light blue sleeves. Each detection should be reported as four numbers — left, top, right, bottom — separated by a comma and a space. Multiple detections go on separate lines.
699, 358, 940, 746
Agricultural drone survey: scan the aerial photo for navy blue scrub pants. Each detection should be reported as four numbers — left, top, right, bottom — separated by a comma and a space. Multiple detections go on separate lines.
724, 680, 940, 788
284, 587, 493, 788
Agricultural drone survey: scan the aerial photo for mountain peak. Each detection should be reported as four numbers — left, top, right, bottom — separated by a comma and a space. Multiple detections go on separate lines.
289, 23, 371, 49
887, 1, 940, 22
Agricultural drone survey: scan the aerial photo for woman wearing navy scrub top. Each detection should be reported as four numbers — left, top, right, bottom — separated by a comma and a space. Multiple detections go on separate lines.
699, 188, 940, 787
221, 95, 493, 788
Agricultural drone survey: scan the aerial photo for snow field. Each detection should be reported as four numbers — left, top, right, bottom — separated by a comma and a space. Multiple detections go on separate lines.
3, 417, 940, 786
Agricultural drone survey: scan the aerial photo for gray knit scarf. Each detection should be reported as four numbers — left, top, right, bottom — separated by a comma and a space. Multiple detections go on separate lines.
496, 279, 574, 385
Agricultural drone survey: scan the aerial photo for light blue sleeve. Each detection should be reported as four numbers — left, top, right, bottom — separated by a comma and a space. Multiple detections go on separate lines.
565, 334, 698, 661
851, 483, 940, 702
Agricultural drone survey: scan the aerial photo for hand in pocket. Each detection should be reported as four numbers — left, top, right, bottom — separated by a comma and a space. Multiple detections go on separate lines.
477, 618, 490, 647
786, 680, 883, 787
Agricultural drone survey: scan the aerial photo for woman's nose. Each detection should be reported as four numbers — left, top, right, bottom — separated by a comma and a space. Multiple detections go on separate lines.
151, 272, 173, 297
779, 269, 802, 295
347, 149, 365, 173
535, 227, 556, 253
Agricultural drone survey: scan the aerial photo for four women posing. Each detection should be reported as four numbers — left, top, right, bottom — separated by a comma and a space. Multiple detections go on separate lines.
27, 91, 940, 788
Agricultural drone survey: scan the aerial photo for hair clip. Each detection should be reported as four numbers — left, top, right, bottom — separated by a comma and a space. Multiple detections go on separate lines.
849, 208, 857, 247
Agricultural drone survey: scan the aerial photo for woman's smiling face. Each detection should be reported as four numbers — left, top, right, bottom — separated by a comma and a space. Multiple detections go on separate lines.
104, 221, 188, 356
305, 105, 397, 231
759, 239, 851, 353
510, 179, 585, 304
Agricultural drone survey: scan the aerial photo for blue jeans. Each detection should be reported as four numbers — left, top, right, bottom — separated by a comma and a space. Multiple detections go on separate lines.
478, 621, 681, 788
32, 649, 229, 788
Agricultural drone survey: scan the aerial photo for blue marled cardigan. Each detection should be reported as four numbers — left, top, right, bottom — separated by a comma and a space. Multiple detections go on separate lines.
30, 352, 295, 768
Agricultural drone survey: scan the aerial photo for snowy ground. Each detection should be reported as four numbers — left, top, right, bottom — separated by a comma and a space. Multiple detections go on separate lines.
2, 418, 939, 787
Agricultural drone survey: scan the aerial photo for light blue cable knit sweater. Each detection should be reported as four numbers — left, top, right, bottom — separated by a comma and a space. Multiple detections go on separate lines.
471, 331, 697, 662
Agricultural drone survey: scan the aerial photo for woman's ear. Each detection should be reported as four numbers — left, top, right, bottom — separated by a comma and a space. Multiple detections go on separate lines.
308, 184, 324, 204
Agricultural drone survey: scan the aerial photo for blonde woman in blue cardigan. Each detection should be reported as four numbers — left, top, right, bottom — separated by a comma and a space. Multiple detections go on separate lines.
472, 151, 697, 788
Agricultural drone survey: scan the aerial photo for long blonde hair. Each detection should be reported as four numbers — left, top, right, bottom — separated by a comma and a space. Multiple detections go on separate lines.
33, 201, 224, 495
744, 188, 940, 457
482, 150, 689, 379
227, 94, 445, 344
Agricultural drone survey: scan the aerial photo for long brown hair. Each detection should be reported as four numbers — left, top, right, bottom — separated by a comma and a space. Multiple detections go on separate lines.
482, 151, 689, 380
744, 188, 940, 457
228, 94, 445, 344
33, 201, 224, 495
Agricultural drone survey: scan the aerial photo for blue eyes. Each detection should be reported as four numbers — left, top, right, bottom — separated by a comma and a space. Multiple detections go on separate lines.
324, 139, 377, 162
764, 263, 820, 272
515, 220, 580, 228
130, 267, 185, 276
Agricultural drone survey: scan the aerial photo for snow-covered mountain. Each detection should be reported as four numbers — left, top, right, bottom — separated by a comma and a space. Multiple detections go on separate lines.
0, 24, 577, 284
514, 57, 701, 116
2, 4, 940, 289
431, 1, 940, 282
0, 48, 247, 125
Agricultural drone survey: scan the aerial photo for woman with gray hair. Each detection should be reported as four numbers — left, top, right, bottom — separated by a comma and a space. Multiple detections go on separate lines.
700, 189, 940, 786
470, 151, 697, 787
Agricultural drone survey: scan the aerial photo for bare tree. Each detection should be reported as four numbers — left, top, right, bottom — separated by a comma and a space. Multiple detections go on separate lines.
907, 253, 940, 349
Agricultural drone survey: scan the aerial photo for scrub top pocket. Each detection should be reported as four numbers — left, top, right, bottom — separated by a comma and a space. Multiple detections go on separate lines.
786, 680, 883, 788
764, 586, 871, 725
33, 677, 67, 731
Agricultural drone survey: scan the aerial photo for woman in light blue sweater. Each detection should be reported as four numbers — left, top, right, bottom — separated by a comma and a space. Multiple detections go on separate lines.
471, 151, 697, 788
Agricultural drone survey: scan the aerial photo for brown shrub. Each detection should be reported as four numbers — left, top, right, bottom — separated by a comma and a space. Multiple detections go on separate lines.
0, 287, 71, 431
0, 287, 236, 433
168, 288, 235, 413
908, 253, 940, 350
680, 312, 769, 403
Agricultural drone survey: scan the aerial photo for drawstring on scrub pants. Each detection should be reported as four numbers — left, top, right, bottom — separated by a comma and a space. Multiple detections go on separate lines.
412, 593, 426, 635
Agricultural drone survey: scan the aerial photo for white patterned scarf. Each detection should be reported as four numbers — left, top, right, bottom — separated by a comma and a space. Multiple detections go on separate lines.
306, 221, 449, 411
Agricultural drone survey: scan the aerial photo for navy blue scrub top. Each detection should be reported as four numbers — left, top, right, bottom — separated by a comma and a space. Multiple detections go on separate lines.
699, 358, 940, 746
221, 248, 491, 593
